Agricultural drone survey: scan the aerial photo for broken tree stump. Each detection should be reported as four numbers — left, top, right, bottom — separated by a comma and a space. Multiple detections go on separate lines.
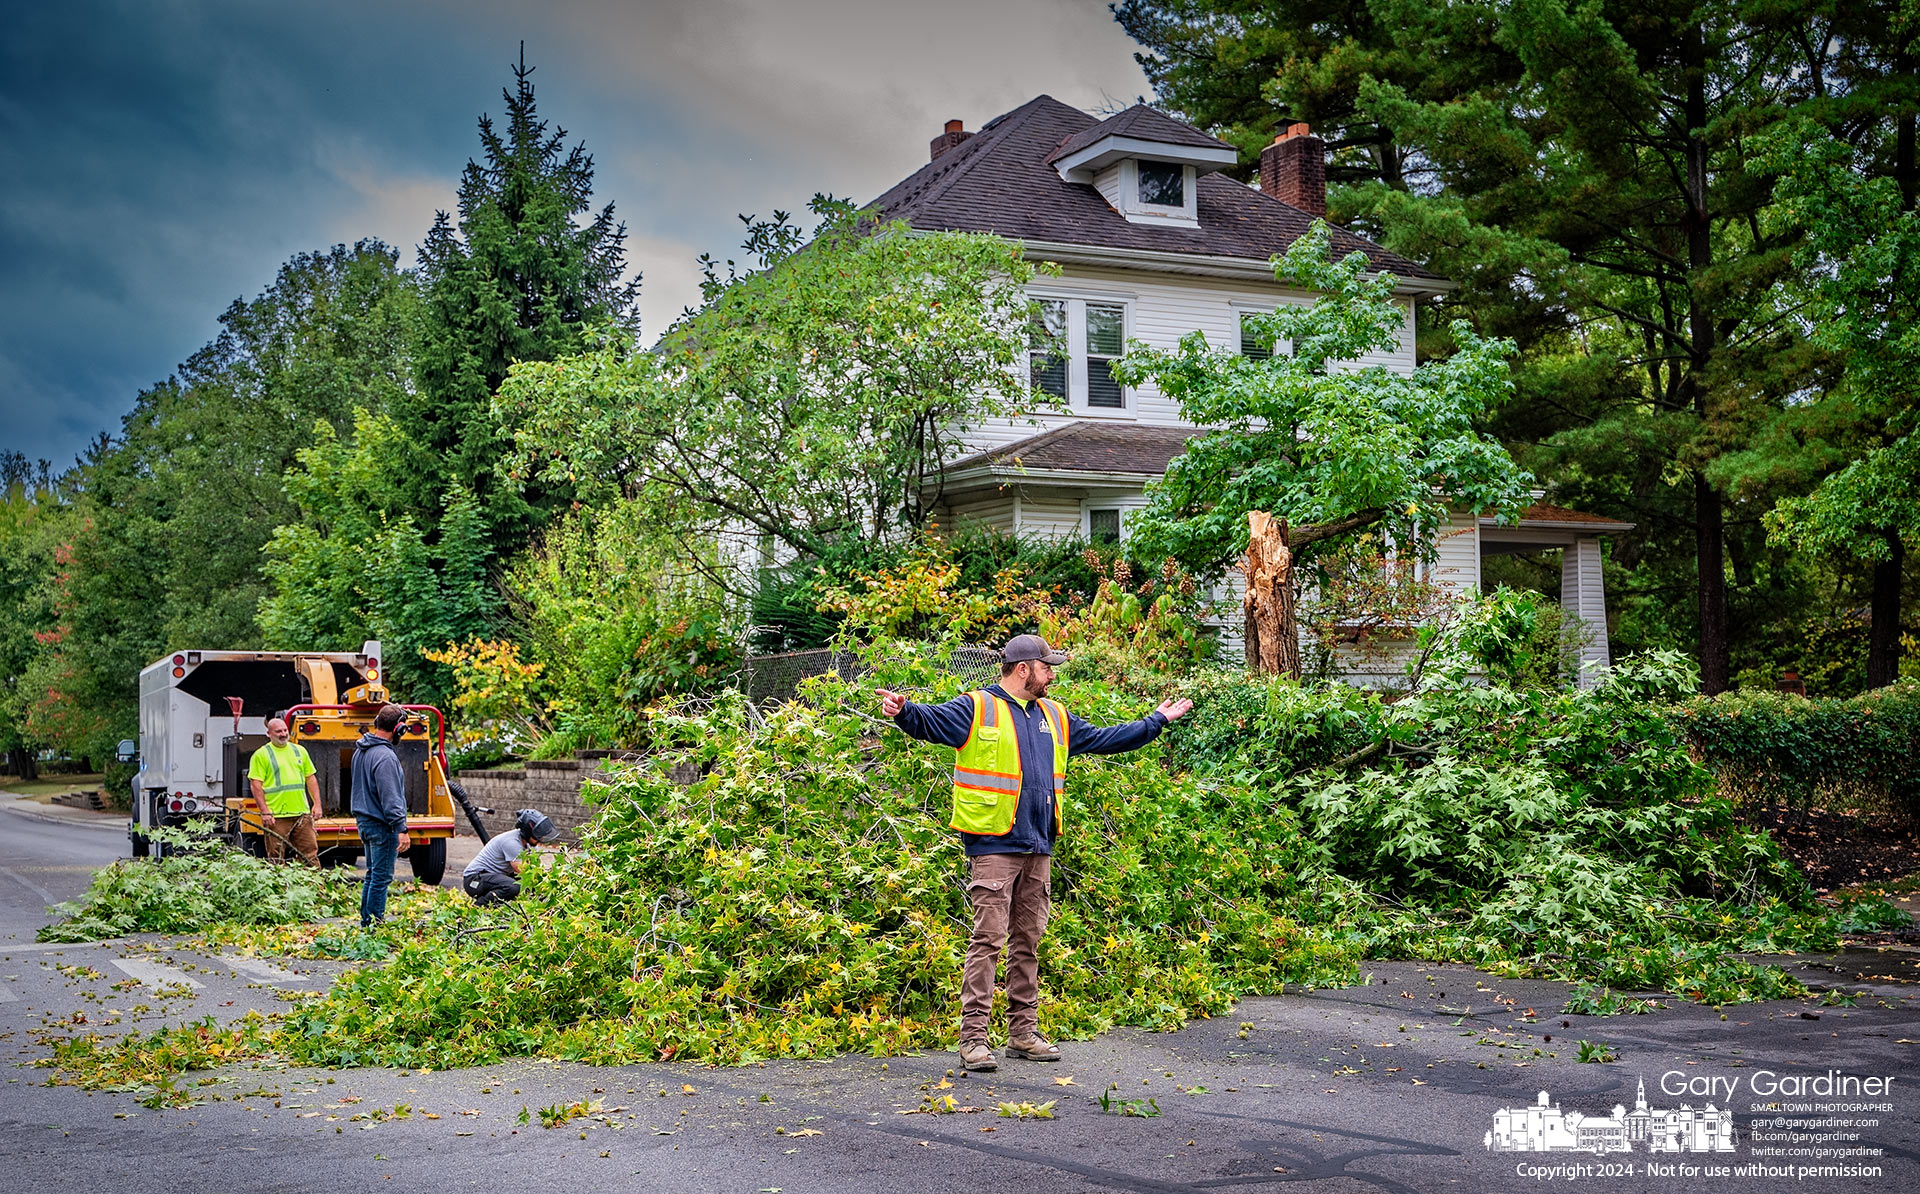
1243, 510, 1300, 679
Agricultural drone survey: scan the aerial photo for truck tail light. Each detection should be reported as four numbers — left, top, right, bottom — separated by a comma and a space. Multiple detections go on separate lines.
172, 666, 185, 678
169, 797, 184, 813
172, 654, 184, 666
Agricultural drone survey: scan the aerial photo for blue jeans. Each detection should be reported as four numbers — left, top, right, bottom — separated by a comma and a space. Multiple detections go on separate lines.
357, 816, 401, 926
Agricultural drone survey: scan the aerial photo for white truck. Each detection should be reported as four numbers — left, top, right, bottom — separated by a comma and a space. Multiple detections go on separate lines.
128, 641, 474, 883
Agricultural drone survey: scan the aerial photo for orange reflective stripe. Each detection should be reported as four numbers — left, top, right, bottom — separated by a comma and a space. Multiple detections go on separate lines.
980, 693, 998, 728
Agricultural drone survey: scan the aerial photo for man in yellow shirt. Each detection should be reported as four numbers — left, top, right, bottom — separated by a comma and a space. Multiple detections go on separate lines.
248, 717, 321, 866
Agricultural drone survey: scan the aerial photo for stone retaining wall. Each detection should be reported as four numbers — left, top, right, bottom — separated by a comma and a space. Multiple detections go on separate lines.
454, 751, 675, 842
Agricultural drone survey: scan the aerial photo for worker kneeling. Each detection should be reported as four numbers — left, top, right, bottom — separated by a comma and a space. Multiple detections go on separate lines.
461, 809, 560, 905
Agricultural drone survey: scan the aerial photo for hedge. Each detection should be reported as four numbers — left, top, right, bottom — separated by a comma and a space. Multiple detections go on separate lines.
1674, 681, 1920, 819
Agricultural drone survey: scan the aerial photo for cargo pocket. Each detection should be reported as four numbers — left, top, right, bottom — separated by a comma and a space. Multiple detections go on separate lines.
967, 875, 1011, 940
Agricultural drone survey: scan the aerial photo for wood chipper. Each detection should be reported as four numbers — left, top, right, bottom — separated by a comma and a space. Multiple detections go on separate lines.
130, 641, 492, 884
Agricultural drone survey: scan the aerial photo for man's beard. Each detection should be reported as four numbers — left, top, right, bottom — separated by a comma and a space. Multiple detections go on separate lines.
1029, 676, 1052, 698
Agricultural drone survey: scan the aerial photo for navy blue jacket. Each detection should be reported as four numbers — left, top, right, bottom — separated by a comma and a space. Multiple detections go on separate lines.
349, 732, 409, 828
893, 683, 1167, 856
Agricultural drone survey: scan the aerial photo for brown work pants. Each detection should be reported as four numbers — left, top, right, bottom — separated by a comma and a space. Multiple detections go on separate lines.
263, 812, 319, 867
960, 852, 1051, 1043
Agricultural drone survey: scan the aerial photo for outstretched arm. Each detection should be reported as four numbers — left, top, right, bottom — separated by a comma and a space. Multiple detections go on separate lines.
877, 689, 975, 748
1066, 695, 1192, 757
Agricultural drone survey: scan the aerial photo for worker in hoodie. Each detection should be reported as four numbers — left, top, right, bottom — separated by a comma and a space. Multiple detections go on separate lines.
349, 703, 412, 927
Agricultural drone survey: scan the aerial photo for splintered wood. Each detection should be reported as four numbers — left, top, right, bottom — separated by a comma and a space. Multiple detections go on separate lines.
1243, 510, 1301, 679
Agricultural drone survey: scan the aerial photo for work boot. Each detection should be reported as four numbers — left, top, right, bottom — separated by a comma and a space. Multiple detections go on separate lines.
958, 1040, 998, 1072
1005, 1033, 1060, 1062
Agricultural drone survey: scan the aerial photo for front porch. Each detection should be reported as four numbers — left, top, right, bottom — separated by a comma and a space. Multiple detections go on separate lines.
932, 425, 1634, 685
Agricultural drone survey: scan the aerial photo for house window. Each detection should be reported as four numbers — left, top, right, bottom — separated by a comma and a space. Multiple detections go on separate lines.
1240, 312, 1272, 360
1088, 508, 1122, 544
1086, 304, 1125, 408
1030, 299, 1067, 399
1239, 310, 1293, 360
1137, 160, 1185, 207
1027, 294, 1129, 410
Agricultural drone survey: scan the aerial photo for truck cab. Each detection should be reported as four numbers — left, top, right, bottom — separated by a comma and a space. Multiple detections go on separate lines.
131, 640, 457, 884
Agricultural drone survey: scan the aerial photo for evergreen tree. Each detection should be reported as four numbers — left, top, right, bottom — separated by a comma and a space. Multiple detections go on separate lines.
1117, 0, 1846, 693
405, 46, 640, 554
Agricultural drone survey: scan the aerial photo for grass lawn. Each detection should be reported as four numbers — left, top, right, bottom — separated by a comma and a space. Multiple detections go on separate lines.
0, 774, 106, 803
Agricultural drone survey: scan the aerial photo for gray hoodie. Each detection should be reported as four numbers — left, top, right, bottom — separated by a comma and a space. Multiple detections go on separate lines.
349, 732, 408, 828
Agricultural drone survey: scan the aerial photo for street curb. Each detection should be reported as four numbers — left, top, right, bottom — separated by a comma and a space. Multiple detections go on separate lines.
0, 799, 127, 831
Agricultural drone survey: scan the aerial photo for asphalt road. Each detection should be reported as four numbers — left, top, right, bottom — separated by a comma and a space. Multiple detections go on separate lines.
0, 795, 131, 946
2, 795, 1917, 1193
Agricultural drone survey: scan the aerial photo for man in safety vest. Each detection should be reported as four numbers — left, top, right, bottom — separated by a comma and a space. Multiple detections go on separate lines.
248, 717, 322, 866
878, 633, 1192, 1073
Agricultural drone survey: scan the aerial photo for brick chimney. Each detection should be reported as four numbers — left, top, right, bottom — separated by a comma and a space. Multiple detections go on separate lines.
929, 118, 972, 162
1260, 123, 1326, 217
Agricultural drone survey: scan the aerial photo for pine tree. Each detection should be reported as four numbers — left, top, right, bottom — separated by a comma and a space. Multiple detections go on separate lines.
405, 45, 640, 555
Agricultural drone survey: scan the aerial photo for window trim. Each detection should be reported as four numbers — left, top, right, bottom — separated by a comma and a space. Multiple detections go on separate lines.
1081, 495, 1151, 543
1114, 159, 1198, 227
1025, 292, 1133, 412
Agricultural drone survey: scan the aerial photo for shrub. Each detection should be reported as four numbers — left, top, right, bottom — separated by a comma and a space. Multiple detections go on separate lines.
505, 499, 740, 751
1675, 681, 1920, 820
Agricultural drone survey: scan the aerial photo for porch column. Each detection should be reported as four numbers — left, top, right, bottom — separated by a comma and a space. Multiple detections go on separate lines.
1559, 536, 1611, 685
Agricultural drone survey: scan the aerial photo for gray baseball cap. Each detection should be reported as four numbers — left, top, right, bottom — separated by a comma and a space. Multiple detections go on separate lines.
1002, 634, 1068, 665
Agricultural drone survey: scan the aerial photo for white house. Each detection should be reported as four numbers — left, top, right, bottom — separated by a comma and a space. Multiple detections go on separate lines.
866, 96, 1630, 677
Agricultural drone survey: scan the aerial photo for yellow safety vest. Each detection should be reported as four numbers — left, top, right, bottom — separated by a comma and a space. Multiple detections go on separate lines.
253, 743, 312, 817
950, 691, 1069, 836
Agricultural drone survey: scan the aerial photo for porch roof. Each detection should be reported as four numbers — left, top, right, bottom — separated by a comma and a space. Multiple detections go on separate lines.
941, 422, 1198, 488
938, 425, 1637, 536
1492, 503, 1635, 534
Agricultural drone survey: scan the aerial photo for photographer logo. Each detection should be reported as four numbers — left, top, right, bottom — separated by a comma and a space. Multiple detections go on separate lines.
1487, 1077, 1735, 1154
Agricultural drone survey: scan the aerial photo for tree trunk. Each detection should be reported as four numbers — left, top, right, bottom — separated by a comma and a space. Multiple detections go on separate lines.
1872, 77, 1917, 691
1243, 511, 1300, 679
1695, 471, 1729, 694
1867, 531, 1905, 689
1683, 26, 1730, 695
4, 748, 35, 782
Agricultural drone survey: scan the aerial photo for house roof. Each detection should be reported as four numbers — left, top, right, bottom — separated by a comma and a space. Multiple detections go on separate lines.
1046, 104, 1234, 165
1494, 503, 1636, 533
944, 422, 1199, 480
871, 95, 1442, 282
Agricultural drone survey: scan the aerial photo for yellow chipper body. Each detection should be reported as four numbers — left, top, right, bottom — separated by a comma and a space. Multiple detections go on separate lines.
132, 641, 467, 884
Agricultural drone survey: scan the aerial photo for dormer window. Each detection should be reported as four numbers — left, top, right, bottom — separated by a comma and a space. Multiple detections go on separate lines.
1045, 103, 1236, 230
1137, 161, 1185, 208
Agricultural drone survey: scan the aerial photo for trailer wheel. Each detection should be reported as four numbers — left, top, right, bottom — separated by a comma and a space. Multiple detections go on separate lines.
407, 837, 447, 887
241, 833, 266, 859
319, 845, 360, 870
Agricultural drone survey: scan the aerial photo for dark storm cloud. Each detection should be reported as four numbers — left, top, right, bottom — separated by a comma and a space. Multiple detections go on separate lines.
0, 0, 1146, 466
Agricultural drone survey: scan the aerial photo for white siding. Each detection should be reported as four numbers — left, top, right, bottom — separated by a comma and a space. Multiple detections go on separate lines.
959, 263, 1419, 454
936, 493, 1016, 537
1430, 511, 1481, 594
1016, 493, 1087, 541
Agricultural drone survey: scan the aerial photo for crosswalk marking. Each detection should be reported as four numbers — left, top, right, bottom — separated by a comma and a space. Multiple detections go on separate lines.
108, 959, 204, 989
221, 954, 307, 983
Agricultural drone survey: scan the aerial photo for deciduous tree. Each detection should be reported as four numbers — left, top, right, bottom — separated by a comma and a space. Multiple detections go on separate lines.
496, 199, 1039, 584
1116, 225, 1532, 674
